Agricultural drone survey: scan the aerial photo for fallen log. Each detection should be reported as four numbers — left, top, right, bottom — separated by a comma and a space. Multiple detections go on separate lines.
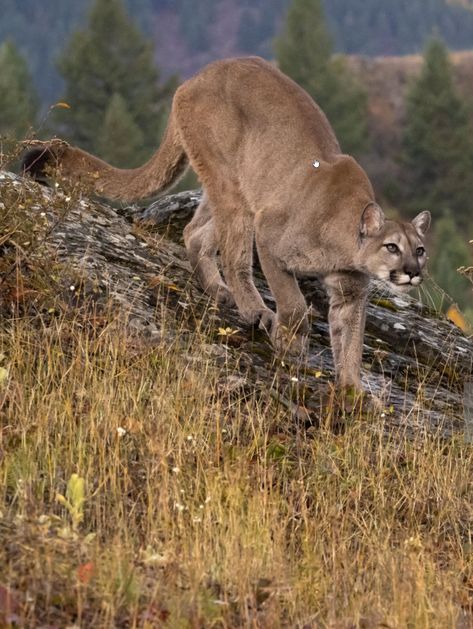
1, 171, 471, 435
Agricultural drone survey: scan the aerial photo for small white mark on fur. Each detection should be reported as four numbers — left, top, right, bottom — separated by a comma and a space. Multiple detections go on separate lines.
312, 160, 320, 168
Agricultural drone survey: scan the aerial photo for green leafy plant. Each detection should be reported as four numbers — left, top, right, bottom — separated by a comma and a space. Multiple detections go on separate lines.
56, 473, 86, 531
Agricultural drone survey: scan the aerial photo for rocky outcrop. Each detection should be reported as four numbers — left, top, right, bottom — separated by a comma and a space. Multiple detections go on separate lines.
1, 171, 471, 435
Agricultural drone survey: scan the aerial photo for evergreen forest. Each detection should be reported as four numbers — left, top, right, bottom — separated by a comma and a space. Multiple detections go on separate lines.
5, 0, 473, 101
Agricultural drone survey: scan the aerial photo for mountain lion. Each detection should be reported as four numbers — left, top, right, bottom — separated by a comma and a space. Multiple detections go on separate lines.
23, 56, 431, 392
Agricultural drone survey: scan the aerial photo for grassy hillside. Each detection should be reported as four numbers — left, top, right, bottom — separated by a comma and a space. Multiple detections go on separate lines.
2, 313, 472, 626
0, 164, 472, 626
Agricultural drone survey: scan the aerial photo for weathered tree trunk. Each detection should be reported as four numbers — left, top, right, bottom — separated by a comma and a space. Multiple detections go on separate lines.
1, 172, 472, 435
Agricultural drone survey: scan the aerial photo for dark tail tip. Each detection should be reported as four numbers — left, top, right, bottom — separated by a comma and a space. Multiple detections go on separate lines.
22, 146, 57, 182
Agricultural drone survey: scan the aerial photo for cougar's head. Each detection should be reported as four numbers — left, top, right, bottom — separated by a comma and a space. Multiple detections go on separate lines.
359, 203, 431, 292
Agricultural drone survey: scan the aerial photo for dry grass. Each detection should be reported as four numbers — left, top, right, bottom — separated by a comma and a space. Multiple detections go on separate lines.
0, 302, 472, 628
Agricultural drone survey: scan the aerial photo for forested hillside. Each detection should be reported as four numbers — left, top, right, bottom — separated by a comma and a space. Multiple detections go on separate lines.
4, 0, 473, 103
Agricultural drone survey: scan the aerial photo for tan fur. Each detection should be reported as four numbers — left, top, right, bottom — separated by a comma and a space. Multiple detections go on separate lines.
24, 57, 431, 390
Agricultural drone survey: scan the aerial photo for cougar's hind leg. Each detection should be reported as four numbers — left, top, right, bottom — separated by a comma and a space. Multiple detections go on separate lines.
254, 207, 310, 355
175, 109, 271, 325
183, 192, 235, 307
210, 187, 274, 329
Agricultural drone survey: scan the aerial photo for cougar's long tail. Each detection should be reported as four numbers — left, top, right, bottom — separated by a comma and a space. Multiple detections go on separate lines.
22, 110, 188, 202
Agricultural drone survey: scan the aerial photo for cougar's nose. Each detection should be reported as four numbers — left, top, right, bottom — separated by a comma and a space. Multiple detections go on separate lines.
403, 265, 420, 279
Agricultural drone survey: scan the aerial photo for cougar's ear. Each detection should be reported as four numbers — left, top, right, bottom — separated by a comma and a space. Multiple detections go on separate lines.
360, 203, 385, 237
412, 210, 431, 237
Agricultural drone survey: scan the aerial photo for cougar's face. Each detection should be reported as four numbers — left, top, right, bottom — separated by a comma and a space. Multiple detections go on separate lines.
360, 208, 431, 293
371, 226, 427, 292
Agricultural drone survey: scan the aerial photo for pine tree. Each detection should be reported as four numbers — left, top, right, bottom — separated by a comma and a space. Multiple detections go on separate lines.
275, 0, 368, 155
56, 0, 175, 164
429, 212, 472, 312
401, 38, 473, 229
97, 94, 145, 168
0, 40, 38, 139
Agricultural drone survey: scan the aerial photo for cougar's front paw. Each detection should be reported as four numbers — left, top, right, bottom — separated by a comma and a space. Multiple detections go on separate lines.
211, 284, 236, 309
332, 384, 383, 416
337, 384, 365, 414
240, 307, 276, 330
216, 288, 236, 309
271, 320, 309, 358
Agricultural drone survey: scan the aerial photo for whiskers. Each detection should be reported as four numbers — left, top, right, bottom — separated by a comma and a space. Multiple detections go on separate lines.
370, 273, 461, 319
418, 272, 454, 314
369, 279, 397, 302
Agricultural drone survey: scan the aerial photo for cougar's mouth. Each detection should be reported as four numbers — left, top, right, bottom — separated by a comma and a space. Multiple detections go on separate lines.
389, 271, 423, 290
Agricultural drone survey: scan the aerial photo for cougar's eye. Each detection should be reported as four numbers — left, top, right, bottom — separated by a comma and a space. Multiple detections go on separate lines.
384, 243, 399, 254
416, 246, 425, 256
